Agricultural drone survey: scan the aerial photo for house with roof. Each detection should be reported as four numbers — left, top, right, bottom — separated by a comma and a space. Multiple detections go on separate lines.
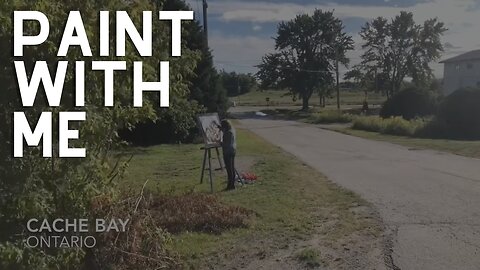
440, 50, 480, 95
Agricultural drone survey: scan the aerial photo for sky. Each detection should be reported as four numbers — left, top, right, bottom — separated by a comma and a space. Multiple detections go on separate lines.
185, 0, 480, 79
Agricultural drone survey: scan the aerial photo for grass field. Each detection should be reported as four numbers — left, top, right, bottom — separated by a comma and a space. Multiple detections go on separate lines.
232, 89, 386, 107
334, 128, 480, 159
120, 127, 382, 269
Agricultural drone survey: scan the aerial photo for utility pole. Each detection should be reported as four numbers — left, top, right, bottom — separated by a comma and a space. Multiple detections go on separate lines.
202, 0, 208, 48
336, 48, 340, 110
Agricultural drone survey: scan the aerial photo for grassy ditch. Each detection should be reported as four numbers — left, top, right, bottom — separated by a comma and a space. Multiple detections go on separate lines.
335, 128, 480, 159
120, 128, 381, 269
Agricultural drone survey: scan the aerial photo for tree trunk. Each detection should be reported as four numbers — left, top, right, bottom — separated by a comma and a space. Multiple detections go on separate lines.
302, 96, 309, 111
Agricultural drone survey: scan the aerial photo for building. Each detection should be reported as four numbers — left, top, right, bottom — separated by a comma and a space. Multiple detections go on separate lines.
440, 50, 480, 95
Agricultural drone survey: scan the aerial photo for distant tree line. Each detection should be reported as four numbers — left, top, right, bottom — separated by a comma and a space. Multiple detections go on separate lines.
219, 71, 258, 97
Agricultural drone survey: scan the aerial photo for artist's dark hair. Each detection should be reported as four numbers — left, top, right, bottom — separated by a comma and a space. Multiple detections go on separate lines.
220, 119, 231, 131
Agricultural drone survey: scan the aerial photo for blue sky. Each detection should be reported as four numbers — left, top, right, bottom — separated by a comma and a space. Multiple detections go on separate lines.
186, 0, 480, 78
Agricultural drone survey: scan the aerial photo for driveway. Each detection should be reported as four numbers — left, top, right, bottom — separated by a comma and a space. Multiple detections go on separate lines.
235, 110, 480, 270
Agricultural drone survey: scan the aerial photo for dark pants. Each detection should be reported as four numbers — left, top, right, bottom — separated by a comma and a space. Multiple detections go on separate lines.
223, 152, 236, 190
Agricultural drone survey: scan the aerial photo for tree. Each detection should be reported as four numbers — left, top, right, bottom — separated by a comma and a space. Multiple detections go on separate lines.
163, 0, 230, 114
164, 0, 229, 116
257, 10, 351, 111
359, 11, 446, 98
0, 0, 197, 268
332, 26, 354, 109
121, 0, 230, 146
220, 71, 257, 97
344, 69, 368, 99
344, 68, 380, 101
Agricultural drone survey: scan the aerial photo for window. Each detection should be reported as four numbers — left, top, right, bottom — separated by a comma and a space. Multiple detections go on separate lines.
467, 63, 474, 69
477, 81, 480, 87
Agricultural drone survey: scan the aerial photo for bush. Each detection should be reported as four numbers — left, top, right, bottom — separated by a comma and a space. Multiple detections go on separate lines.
120, 100, 205, 145
91, 192, 181, 270
383, 117, 423, 136
308, 110, 353, 124
352, 116, 385, 133
352, 116, 426, 137
380, 87, 438, 120
434, 88, 480, 139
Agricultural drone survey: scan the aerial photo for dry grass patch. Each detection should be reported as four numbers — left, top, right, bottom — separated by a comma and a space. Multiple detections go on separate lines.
150, 193, 253, 234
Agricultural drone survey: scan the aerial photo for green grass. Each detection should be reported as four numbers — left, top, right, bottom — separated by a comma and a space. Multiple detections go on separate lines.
336, 128, 480, 159
308, 110, 353, 124
233, 90, 298, 106
232, 89, 386, 107
120, 128, 379, 268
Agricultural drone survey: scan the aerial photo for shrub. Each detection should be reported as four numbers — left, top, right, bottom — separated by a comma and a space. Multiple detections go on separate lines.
383, 117, 423, 136
352, 116, 385, 133
352, 116, 426, 137
91, 192, 181, 270
380, 87, 438, 120
434, 88, 480, 139
414, 118, 449, 139
308, 110, 353, 124
120, 99, 205, 145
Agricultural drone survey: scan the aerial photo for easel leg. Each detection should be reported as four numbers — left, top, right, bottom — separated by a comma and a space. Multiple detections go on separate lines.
200, 148, 207, 184
235, 169, 245, 185
215, 147, 224, 170
207, 148, 214, 193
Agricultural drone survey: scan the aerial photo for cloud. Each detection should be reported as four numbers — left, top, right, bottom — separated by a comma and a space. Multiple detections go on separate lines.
201, 0, 480, 78
209, 34, 275, 74
210, 0, 474, 24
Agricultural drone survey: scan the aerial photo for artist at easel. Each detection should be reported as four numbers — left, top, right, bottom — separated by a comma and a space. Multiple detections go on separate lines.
216, 120, 237, 191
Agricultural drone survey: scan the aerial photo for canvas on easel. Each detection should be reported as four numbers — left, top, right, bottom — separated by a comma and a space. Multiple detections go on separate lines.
197, 113, 224, 192
197, 113, 222, 146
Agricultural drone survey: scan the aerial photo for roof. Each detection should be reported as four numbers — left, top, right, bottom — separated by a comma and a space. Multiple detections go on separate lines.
440, 50, 480, 64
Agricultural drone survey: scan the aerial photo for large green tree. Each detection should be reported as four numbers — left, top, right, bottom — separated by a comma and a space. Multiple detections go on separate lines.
0, 0, 197, 268
359, 11, 446, 98
122, 0, 229, 146
257, 10, 352, 110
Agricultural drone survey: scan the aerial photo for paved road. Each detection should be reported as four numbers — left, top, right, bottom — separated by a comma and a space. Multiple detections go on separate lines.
236, 112, 480, 270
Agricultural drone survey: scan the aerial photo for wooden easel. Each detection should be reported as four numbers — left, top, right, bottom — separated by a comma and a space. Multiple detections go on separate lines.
200, 143, 224, 192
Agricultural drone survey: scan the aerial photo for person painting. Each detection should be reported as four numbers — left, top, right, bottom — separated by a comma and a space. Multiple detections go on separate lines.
219, 119, 237, 190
